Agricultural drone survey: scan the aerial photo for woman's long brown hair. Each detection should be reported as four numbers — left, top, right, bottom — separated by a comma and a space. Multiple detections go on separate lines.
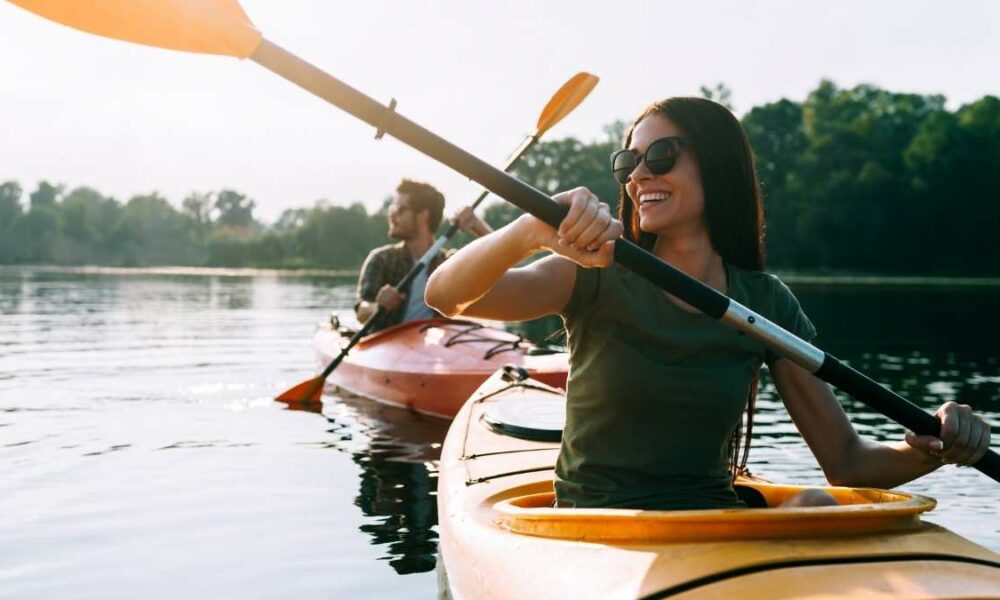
616, 97, 765, 478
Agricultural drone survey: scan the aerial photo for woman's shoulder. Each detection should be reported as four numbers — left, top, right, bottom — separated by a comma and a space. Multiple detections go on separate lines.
562, 261, 639, 321
728, 264, 816, 341
728, 264, 793, 296
726, 264, 803, 314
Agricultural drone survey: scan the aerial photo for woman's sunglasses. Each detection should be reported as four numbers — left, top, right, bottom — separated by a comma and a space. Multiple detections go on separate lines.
610, 136, 692, 185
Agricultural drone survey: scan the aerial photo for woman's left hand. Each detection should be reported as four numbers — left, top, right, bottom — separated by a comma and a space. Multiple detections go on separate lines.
905, 401, 993, 466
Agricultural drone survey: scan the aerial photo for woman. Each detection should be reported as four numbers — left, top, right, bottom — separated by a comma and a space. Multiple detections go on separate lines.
425, 97, 991, 510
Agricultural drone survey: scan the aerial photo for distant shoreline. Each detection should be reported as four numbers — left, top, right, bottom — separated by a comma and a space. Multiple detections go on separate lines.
778, 274, 1000, 288
0, 265, 357, 279
4, 264, 1000, 288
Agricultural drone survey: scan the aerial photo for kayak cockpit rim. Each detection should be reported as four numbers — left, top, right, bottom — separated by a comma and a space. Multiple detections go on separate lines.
488, 480, 936, 543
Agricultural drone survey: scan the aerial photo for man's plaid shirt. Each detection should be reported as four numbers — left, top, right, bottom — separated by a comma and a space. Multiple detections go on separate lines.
355, 241, 452, 332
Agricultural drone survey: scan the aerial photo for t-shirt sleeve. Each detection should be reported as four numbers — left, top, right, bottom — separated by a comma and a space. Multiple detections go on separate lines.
561, 264, 602, 322
764, 275, 817, 364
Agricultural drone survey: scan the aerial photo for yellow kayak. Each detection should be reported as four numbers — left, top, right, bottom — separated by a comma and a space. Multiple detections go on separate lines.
437, 368, 1000, 599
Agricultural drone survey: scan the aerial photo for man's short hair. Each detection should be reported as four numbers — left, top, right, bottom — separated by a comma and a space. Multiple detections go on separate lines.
396, 179, 445, 231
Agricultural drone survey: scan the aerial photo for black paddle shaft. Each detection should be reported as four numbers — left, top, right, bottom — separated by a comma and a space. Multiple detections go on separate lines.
251, 39, 1000, 483
324, 253, 430, 378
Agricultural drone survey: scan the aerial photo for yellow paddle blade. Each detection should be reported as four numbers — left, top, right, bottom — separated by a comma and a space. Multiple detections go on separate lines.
8, 0, 262, 58
534, 72, 599, 136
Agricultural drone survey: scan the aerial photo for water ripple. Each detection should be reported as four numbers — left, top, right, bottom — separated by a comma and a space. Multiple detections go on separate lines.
1, 267, 998, 599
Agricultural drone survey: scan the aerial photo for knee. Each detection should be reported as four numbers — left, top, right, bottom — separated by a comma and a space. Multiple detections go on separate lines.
780, 488, 839, 508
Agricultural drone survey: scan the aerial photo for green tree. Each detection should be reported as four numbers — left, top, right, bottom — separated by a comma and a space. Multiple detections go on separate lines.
52, 187, 118, 264
206, 226, 255, 267
274, 207, 309, 232
0, 181, 23, 264
903, 96, 1000, 274
13, 208, 59, 263
295, 202, 377, 268
510, 131, 620, 219
113, 193, 198, 265
183, 191, 214, 229
29, 181, 62, 211
742, 99, 809, 267
700, 82, 735, 111
0, 181, 22, 227
214, 189, 256, 228
780, 81, 950, 273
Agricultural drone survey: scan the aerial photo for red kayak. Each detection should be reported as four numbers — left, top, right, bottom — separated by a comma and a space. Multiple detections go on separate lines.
314, 318, 568, 418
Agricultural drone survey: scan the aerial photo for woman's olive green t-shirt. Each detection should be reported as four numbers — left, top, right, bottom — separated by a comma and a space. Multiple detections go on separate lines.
556, 262, 816, 510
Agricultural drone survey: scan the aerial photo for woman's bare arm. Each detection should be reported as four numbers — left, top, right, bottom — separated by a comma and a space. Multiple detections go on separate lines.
771, 358, 990, 488
426, 187, 622, 321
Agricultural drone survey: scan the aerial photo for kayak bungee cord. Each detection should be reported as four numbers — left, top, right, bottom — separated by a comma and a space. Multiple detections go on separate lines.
426, 322, 526, 359
8, 0, 997, 482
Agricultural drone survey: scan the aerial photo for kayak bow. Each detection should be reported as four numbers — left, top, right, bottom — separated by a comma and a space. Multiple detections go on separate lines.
437, 369, 1000, 599
314, 318, 568, 418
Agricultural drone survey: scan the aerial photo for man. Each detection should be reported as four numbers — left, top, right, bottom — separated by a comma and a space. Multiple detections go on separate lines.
355, 179, 492, 333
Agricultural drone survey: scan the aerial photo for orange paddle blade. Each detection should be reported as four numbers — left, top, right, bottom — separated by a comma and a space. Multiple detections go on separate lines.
275, 375, 325, 405
534, 72, 599, 136
8, 0, 262, 58
275, 376, 325, 404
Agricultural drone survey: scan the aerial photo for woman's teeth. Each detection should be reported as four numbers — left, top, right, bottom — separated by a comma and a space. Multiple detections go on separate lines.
640, 192, 671, 204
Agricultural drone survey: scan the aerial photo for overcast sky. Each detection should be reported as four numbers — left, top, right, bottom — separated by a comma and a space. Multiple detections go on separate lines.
2, 0, 997, 222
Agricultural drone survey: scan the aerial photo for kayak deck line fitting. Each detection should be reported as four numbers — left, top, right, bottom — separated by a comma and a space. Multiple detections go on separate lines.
460, 447, 561, 461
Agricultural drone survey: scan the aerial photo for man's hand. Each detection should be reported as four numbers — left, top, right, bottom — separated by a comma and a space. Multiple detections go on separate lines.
452, 206, 493, 237
375, 284, 406, 312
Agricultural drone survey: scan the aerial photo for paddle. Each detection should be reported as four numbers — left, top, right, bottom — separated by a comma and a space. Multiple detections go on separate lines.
11, 0, 998, 483
275, 71, 598, 405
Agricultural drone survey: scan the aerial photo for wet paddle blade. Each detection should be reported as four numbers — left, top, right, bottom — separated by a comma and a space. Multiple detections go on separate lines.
534, 72, 599, 136
8, 0, 262, 58
275, 375, 325, 405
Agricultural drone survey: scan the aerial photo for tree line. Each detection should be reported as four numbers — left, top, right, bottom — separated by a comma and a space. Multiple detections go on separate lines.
2, 80, 997, 275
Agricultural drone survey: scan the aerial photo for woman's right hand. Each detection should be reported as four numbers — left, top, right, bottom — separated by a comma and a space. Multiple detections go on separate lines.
516, 186, 623, 267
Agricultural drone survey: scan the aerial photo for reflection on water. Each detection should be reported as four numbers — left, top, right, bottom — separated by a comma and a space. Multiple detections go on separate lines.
2, 267, 999, 598
282, 392, 449, 575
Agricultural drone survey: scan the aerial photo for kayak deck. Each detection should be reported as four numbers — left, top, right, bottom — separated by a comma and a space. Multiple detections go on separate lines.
438, 370, 1000, 599
314, 318, 568, 418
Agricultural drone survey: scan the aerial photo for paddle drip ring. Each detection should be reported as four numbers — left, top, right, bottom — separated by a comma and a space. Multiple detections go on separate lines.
374, 98, 397, 140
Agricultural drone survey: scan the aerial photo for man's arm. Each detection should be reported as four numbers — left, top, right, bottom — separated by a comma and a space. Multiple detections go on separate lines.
355, 250, 384, 323
452, 206, 493, 238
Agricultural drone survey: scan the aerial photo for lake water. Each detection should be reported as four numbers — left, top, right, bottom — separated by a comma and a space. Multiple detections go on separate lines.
1, 267, 998, 599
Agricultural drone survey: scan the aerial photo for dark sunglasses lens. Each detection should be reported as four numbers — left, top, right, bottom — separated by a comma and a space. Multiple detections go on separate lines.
644, 138, 679, 175
611, 151, 639, 184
